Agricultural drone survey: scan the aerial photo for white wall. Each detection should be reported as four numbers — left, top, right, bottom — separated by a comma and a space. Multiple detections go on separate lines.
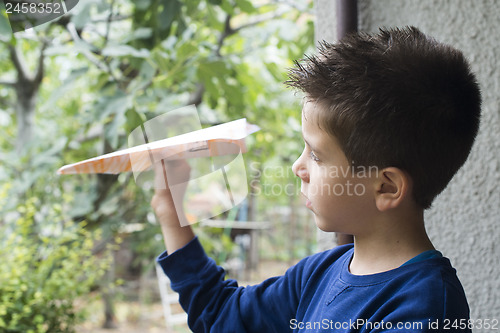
315, 0, 500, 325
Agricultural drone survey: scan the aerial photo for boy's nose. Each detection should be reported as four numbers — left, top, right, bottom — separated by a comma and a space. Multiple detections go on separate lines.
292, 155, 309, 183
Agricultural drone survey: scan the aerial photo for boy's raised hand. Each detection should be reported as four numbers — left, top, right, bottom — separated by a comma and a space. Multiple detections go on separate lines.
151, 160, 189, 223
151, 159, 195, 253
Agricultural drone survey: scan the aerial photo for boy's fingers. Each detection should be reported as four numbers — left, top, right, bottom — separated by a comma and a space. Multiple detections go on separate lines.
153, 161, 166, 188
152, 159, 191, 190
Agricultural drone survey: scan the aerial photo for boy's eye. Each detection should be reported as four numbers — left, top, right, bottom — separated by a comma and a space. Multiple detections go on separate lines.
309, 151, 320, 162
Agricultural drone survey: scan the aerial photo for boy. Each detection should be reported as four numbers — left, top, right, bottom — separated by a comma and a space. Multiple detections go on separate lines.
152, 27, 480, 332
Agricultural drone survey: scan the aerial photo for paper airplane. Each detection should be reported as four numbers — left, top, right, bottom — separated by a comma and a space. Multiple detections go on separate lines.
57, 118, 260, 175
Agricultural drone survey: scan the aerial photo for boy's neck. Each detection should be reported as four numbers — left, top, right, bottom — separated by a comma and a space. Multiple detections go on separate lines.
349, 209, 435, 276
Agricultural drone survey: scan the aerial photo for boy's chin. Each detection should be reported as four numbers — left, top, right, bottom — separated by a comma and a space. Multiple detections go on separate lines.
313, 217, 338, 233
313, 216, 352, 235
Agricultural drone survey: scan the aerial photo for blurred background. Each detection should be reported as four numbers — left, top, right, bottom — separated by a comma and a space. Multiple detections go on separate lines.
0, 0, 315, 332
2, 0, 499, 332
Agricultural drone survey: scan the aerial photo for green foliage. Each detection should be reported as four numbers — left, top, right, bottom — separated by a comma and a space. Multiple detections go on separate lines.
0, 0, 315, 308
196, 226, 238, 265
0, 198, 110, 333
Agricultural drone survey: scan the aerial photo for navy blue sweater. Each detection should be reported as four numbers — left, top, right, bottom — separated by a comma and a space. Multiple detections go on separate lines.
157, 237, 470, 332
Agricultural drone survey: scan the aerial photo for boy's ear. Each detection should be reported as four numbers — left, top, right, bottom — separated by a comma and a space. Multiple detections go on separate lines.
374, 167, 411, 212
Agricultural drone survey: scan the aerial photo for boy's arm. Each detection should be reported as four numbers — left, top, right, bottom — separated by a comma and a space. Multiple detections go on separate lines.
151, 159, 304, 332
150, 160, 194, 254
157, 235, 304, 332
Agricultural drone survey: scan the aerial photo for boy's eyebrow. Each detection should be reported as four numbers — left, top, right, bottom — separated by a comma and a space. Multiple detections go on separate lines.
302, 133, 324, 156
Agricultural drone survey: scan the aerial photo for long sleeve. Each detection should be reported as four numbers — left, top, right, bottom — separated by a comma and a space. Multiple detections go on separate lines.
156, 237, 304, 332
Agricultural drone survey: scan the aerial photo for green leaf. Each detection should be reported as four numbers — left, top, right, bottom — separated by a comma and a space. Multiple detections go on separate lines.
221, 81, 243, 106
176, 42, 199, 62
265, 62, 285, 81
135, 0, 151, 10
0, 5, 13, 39
197, 61, 230, 108
159, 0, 183, 31
124, 108, 146, 134
102, 94, 132, 149
40, 67, 88, 113
70, 0, 93, 29
97, 93, 132, 121
160, 35, 177, 50
128, 60, 156, 93
235, 0, 256, 13
121, 28, 153, 44
198, 60, 230, 78
102, 44, 150, 58
220, 0, 234, 14
31, 137, 68, 168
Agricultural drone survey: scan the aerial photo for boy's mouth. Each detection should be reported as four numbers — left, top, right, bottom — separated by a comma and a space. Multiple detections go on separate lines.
301, 192, 312, 209
305, 199, 312, 209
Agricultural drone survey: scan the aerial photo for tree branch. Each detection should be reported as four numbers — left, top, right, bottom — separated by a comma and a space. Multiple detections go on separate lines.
34, 39, 49, 86
232, 10, 289, 33
103, 0, 116, 49
215, 10, 289, 57
8, 45, 30, 82
66, 21, 122, 85
66, 22, 104, 69
193, 8, 290, 108
0, 80, 16, 87
216, 15, 234, 57
187, 83, 205, 106
91, 14, 131, 24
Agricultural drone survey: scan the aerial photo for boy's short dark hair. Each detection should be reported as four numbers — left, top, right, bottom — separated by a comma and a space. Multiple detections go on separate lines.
286, 26, 481, 209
